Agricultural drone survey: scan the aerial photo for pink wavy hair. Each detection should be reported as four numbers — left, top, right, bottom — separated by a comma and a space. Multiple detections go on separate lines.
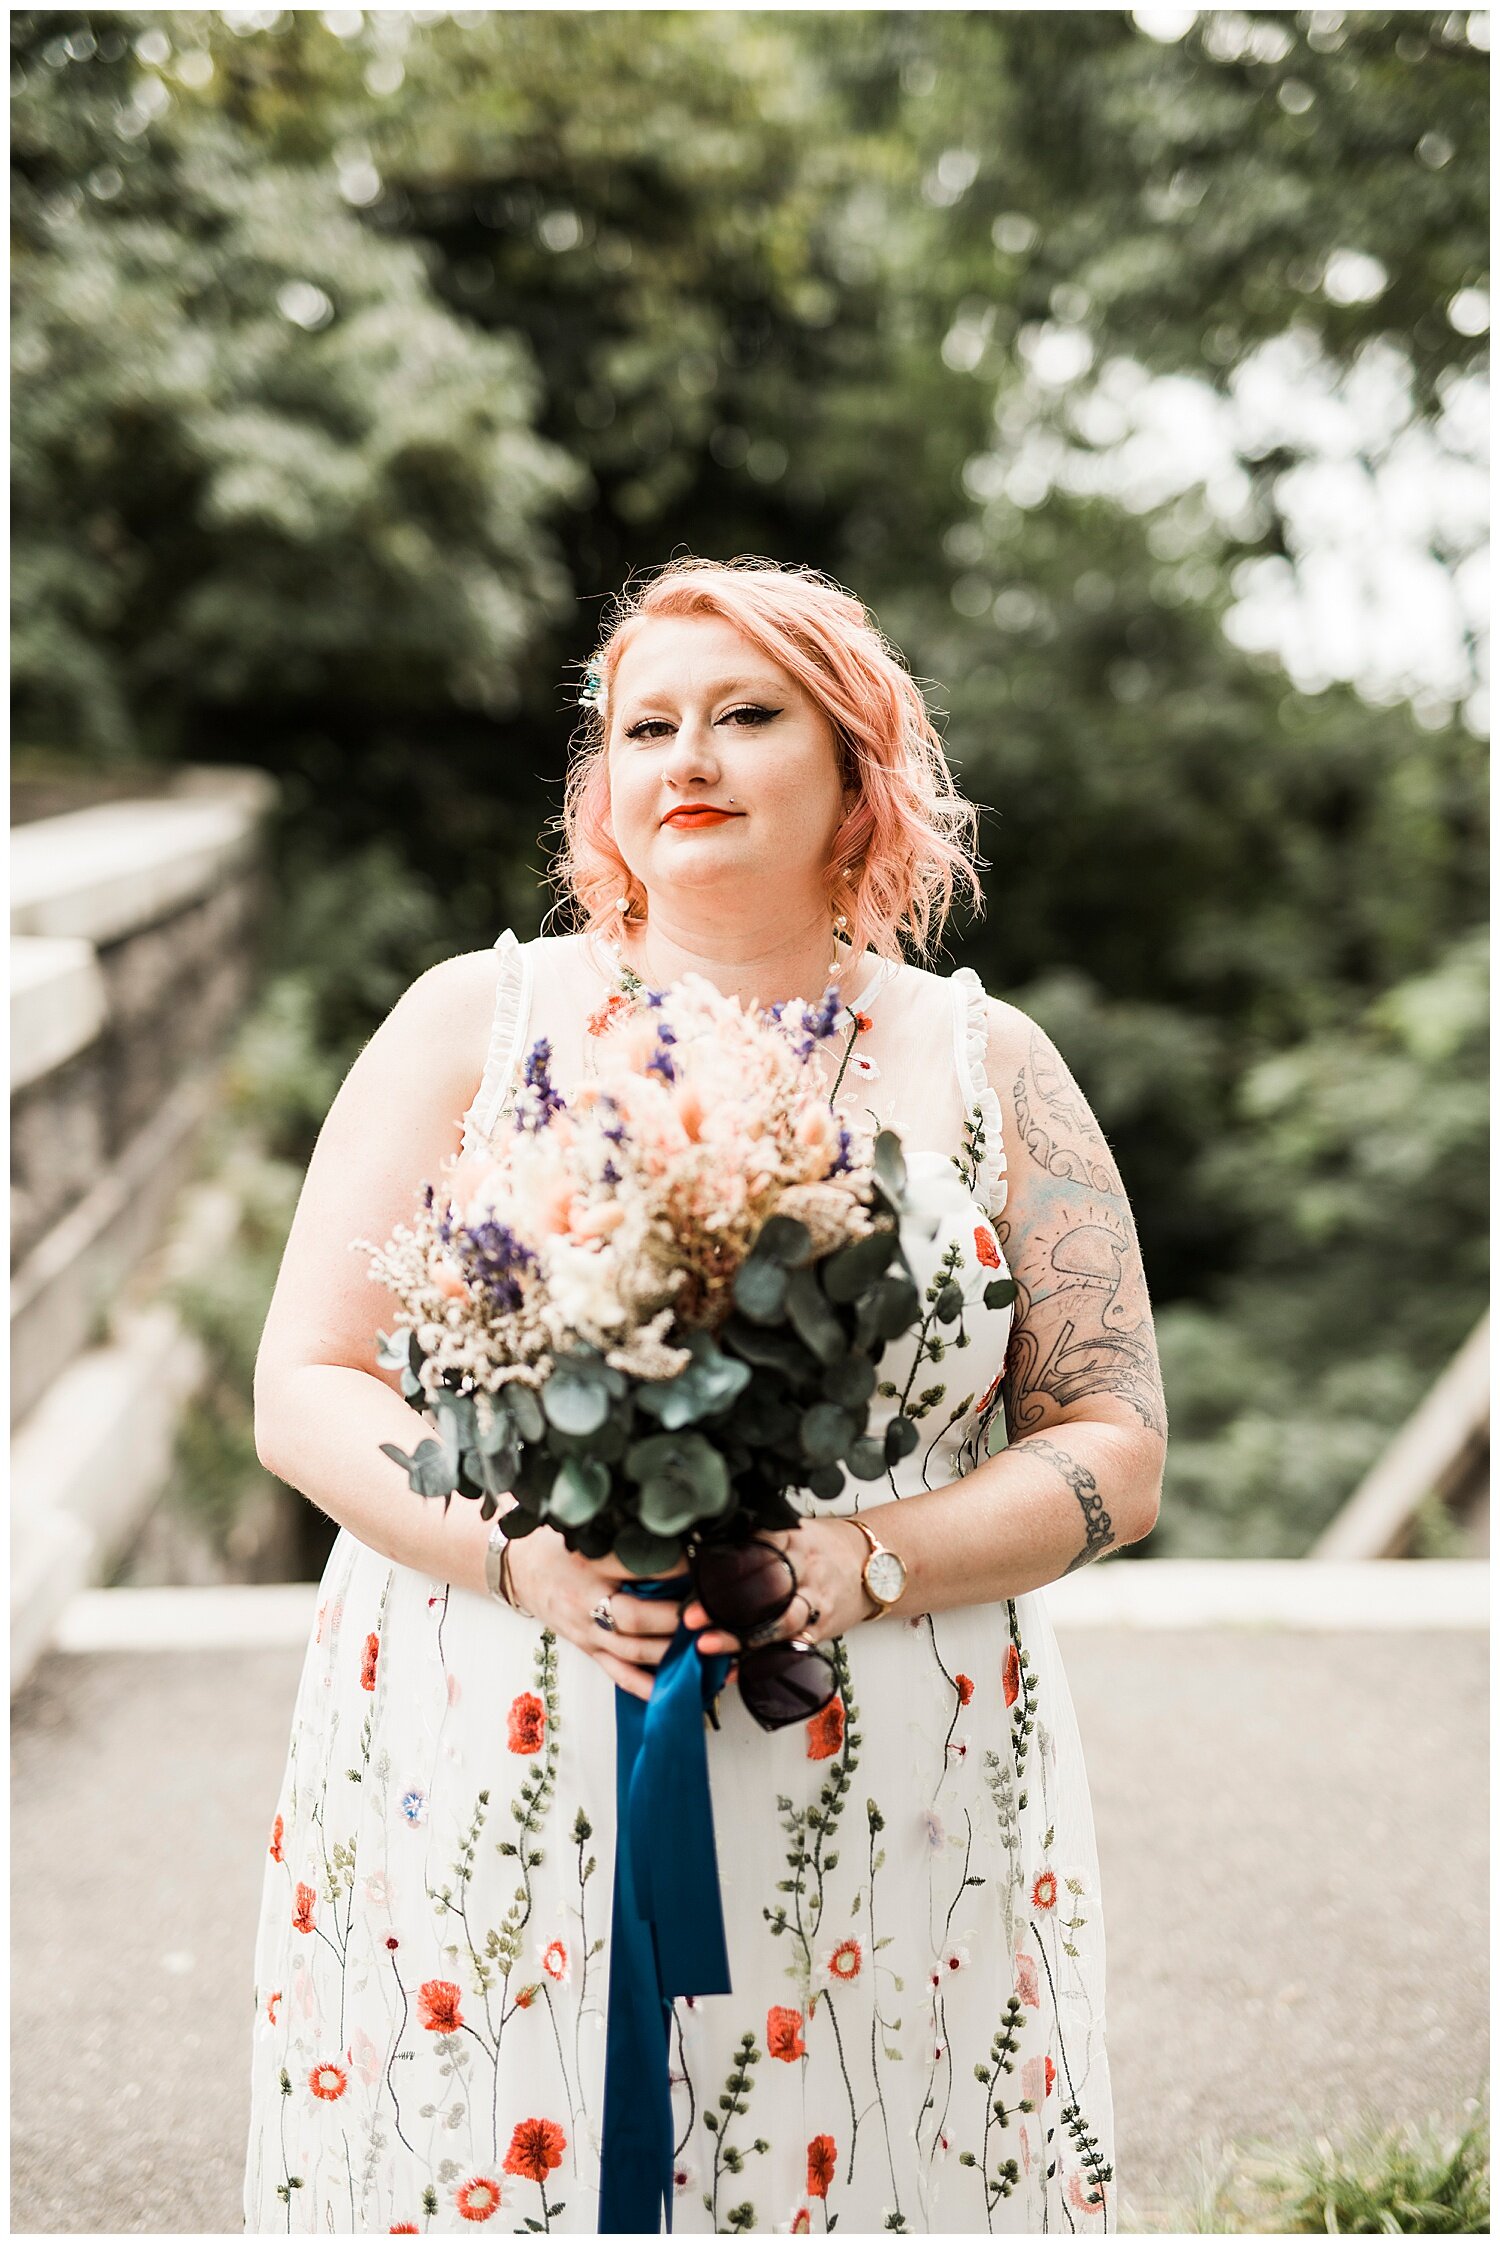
547, 556, 987, 973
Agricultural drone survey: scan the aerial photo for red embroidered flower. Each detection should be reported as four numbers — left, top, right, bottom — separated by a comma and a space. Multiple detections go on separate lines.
453, 2175, 504, 2223
390, 2227, 420, 2234
955, 1673, 974, 1706
853, 1010, 873, 1034
269, 1813, 284, 1862
265, 1989, 281, 2024
1045, 2055, 1056, 2094
1031, 1868, 1058, 1911
292, 1883, 316, 1935
806, 1697, 845, 1761
361, 1632, 380, 1691
767, 2006, 807, 2062
514, 1983, 540, 2010
308, 2060, 347, 2101
1014, 1951, 1040, 2008
824, 1937, 862, 1982
541, 1939, 569, 1982
417, 1979, 465, 2034
974, 1225, 1001, 1269
1068, 2167, 1107, 2215
1002, 1642, 1021, 1708
791, 2214, 811, 2236
503, 2118, 567, 2184
507, 1693, 546, 1755
807, 2135, 837, 2199
586, 992, 630, 1038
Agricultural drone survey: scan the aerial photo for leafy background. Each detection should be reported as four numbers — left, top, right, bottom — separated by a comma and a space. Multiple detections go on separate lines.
11, 7, 1487, 1571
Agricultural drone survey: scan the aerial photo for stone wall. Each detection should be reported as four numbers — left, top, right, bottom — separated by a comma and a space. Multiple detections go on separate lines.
10, 766, 278, 1688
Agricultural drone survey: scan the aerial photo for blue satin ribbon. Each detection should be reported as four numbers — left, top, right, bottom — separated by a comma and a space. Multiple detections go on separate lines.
598, 1582, 733, 2235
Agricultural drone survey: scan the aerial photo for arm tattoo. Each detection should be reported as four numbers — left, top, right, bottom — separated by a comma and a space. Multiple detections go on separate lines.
997, 1021, 1169, 1446
1023, 1435, 1116, 1573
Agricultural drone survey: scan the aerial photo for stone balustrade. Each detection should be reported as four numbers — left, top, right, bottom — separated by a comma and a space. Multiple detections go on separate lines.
10, 766, 278, 1688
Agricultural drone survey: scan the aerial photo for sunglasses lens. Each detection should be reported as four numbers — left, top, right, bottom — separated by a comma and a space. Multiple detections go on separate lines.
737, 1644, 838, 1732
693, 1539, 796, 1633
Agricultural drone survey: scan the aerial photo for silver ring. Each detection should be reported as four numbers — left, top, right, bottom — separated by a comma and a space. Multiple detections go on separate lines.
591, 1595, 618, 1634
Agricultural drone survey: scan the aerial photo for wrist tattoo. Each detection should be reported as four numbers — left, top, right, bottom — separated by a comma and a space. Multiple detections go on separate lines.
1024, 1434, 1116, 1573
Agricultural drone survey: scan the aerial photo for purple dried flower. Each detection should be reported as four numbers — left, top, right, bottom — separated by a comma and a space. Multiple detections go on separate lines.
455, 1218, 540, 1313
514, 1036, 566, 1131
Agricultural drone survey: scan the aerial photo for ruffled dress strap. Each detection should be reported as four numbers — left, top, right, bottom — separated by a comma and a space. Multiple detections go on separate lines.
460, 927, 534, 1153
949, 964, 1009, 1221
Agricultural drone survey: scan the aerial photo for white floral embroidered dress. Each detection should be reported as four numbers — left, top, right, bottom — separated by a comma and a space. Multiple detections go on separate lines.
242, 929, 1115, 2235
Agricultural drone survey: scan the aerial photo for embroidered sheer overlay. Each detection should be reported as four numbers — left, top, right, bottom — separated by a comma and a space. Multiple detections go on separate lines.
243, 930, 1115, 2236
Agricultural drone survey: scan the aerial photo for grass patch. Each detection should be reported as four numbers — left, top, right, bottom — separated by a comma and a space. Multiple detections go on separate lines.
1135, 2092, 1489, 2232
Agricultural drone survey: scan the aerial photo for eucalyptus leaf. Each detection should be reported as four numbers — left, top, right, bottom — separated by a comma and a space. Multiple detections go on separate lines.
433, 1390, 477, 1477
868, 1274, 920, 1342
733, 1257, 788, 1324
541, 1365, 610, 1436
872, 1129, 907, 1210
721, 1314, 811, 1377
505, 1384, 546, 1443
548, 1457, 612, 1527
885, 1415, 920, 1465
499, 1509, 542, 1539
804, 1464, 847, 1503
637, 1335, 753, 1427
800, 1401, 856, 1464
824, 1352, 877, 1410
614, 1524, 685, 1577
751, 1213, 813, 1267
380, 1436, 457, 1499
845, 1437, 888, 1482
477, 1396, 516, 1456
934, 1281, 964, 1324
468, 1438, 517, 1496
983, 1277, 1019, 1312
822, 1230, 896, 1303
784, 1267, 845, 1363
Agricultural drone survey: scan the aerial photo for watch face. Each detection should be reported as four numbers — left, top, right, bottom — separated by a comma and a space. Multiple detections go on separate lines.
865, 1548, 906, 1605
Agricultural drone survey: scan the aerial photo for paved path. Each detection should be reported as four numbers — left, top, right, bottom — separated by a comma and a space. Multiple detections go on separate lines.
11, 1620, 1487, 2234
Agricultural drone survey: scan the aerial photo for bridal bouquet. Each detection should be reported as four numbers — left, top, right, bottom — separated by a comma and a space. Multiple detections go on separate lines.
363, 967, 1010, 1577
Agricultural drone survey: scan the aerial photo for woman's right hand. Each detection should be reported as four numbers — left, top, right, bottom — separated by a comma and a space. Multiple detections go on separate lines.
505, 1526, 690, 1702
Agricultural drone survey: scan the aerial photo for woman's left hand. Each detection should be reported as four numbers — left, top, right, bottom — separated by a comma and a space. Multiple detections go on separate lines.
680, 1516, 875, 1656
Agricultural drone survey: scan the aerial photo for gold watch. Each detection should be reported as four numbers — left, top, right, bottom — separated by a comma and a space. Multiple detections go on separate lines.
844, 1515, 908, 1615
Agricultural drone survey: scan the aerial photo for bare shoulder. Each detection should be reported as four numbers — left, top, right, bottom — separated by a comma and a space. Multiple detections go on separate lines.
374, 943, 516, 1090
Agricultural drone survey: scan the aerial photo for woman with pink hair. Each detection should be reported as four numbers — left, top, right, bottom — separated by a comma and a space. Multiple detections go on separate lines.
244, 556, 1166, 2234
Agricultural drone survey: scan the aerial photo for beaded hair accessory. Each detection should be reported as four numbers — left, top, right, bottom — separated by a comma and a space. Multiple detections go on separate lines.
578, 660, 606, 717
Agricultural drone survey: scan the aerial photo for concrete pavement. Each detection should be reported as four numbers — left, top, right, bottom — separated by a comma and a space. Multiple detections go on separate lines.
11, 1606, 1488, 2234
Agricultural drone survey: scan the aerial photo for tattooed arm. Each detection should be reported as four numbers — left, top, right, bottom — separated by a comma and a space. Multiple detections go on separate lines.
763, 996, 1168, 1626
992, 997, 1168, 1570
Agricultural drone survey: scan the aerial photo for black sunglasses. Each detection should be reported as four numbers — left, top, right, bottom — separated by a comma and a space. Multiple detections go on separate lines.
690, 1537, 837, 1733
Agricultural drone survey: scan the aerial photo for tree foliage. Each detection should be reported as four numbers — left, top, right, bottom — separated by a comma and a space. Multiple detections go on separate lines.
10, 8, 1488, 1556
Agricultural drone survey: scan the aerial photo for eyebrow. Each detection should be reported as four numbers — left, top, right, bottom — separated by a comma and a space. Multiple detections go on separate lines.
618, 675, 789, 710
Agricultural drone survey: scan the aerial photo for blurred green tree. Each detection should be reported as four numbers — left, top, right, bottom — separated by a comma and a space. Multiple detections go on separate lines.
9, 8, 1487, 1558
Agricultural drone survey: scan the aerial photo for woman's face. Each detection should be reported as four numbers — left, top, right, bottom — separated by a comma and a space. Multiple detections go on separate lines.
604, 613, 849, 923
